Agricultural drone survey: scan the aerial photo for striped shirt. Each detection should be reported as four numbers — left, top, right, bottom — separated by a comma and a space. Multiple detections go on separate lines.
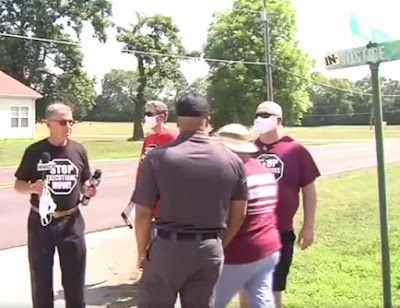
224, 159, 281, 264
247, 173, 277, 215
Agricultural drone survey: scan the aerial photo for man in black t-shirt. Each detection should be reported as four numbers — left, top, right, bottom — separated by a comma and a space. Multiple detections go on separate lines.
14, 103, 97, 308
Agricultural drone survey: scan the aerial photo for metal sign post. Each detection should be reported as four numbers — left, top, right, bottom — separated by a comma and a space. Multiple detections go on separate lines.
325, 40, 397, 308
370, 61, 392, 308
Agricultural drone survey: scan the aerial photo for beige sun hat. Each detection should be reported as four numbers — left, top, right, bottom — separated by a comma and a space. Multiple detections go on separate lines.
215, 123, 259, 154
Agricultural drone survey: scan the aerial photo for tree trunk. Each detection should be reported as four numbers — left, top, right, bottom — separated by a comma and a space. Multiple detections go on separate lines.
370, 106, 374, 130
133, 99, 145, 140
131, 57, 146, 141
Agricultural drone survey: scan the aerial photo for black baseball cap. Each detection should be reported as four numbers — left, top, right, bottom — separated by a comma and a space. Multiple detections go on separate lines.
175, 92, 209, 117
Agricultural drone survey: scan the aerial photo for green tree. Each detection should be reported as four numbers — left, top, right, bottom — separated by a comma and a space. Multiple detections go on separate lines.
0, 0, 112, 118
157, 74, 188, 123
304, 72, 358, 126
89, 69, 187, 122
187, 77, 210, 97
56, 72, 97, 120
90, 69, 140, 122
117, 14, 186, 140
204, 0, 312, 129
382, 78, 400, 125
353, 76, 373, 125
352, 76, 400, 126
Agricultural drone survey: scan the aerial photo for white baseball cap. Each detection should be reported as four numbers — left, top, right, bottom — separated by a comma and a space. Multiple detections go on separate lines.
214, 123, 259, 154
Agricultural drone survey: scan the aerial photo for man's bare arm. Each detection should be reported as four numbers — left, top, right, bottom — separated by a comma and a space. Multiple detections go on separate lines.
135, 204, 153, 266
302, 182, 317, 229
223, 200, 247, 247
297, 181, 317, 250
14, 179, 44, 195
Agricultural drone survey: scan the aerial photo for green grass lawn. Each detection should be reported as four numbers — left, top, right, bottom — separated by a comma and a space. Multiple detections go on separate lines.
285, 164, 400, 307
35, 122, 137, 136
225, 164, 400, 307
0, 138, 143, 166
286, 125, 400, 140
35, 122, 400, 140
1, 122, 399, 167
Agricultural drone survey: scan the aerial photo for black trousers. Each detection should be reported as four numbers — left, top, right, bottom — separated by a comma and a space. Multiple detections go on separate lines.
27, 209, 86, 308
272, 231, 296, 291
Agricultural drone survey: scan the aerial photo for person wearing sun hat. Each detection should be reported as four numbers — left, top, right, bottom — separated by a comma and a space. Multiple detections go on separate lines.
214, 123, 281, 308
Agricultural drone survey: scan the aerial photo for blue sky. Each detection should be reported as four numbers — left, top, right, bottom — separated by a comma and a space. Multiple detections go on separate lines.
79, 0, 400, 92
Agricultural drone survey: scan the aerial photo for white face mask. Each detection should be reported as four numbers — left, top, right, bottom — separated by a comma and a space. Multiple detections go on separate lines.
144, 116, 158, 128
253, 117, 276, 134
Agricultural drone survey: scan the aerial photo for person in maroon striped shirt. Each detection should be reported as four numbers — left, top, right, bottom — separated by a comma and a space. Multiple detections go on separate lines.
214, 123, 281, 308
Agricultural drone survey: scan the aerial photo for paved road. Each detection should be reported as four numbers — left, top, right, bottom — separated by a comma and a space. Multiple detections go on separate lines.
1, 140, 400, 250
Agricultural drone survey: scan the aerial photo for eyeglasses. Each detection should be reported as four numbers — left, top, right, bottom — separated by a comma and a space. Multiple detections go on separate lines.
255, 113, 277, 119
48, 119, 75, 126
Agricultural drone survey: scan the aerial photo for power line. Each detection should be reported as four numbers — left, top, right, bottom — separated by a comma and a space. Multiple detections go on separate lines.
270, 64, 400, 98
270, 64, 373, 97
0, 32, 80, 46
132, 7, 263, 16
228, 7, 263, 15
302, 108, 400, 117
123, 49, 400, 98
121, 49, 265, 66
2, 31, 400, 98
0, 32, 268, 66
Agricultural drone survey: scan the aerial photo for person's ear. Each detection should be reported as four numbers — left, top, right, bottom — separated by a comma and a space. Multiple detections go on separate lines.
205, 116, 211, 127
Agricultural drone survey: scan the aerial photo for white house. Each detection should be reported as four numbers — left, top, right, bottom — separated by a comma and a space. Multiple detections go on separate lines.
0, 70, 42, 139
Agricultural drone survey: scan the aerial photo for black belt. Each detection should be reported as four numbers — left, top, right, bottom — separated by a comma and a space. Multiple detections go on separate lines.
157, 229, 219, 241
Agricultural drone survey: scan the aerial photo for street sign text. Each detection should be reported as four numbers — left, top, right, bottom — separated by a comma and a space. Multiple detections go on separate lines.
325, 40, 400, 70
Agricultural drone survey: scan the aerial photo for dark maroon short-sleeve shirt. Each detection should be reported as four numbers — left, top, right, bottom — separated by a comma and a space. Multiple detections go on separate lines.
254, 136, 320, 232
131, 130, 248, 232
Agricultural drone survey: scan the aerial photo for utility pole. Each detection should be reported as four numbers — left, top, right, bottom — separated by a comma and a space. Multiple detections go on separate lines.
262, 0, 274, 101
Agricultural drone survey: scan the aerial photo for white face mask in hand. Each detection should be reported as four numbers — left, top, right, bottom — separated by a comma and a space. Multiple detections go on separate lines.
253, 117, 276, 134
144, 116, 159, 128
39, 181, 57, 227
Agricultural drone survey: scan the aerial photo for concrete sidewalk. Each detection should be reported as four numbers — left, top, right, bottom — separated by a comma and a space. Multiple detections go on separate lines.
0, 227, 140, 307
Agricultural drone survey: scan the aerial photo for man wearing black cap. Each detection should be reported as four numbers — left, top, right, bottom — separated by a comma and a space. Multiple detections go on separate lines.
131, 91, 249, 308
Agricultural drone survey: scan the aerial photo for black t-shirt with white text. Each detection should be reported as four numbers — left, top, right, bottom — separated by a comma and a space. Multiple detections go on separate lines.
15, 139, 91, 211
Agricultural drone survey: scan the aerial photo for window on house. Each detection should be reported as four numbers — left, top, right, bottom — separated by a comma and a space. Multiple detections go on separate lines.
21, 107, 29, 127
11, 106, 29, 128
11, 107, 19, 128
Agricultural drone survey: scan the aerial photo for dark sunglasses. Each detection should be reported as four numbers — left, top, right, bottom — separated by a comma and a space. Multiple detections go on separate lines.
255, 113, 277, 119
48, 119, 75, 126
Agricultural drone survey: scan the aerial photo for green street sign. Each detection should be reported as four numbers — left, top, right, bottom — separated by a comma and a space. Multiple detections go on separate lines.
350, 12, 393, 43
326, 18, 396, 308
324, 40, 400, 70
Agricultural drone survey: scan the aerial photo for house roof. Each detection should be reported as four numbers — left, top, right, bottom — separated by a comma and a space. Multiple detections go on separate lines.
0, 70, 42, 98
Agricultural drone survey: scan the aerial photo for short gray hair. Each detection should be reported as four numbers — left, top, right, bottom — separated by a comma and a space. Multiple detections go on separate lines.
145, 100, 168, 120
45, 103, 72, 119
